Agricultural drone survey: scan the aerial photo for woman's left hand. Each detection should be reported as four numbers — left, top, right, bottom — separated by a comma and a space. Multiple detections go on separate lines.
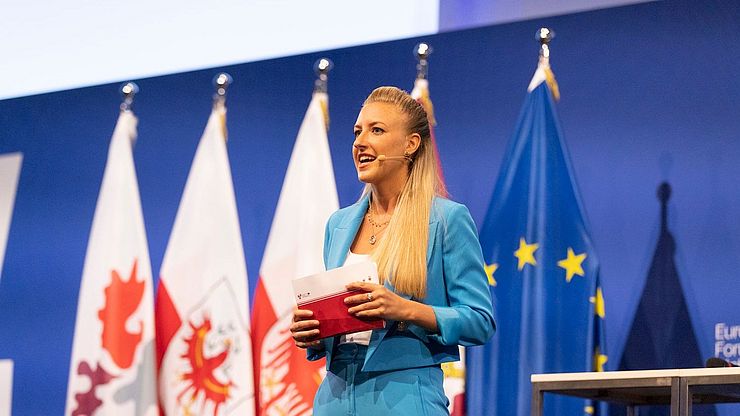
344, 282, 410, 322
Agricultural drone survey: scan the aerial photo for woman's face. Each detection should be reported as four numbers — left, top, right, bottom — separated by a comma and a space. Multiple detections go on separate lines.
352, 102, 412, 186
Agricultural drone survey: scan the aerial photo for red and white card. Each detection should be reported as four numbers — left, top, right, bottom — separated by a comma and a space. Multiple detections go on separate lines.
293, 261, 385, 339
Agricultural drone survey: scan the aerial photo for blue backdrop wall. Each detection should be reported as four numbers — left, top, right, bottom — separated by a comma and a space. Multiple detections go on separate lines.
1, 0, 739, 414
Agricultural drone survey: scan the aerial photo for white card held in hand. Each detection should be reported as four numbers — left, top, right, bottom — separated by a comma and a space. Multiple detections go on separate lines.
292, 261, 384, 338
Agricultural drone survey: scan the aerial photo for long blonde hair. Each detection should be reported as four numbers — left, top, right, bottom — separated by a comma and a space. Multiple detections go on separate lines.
362, 86, 445, 299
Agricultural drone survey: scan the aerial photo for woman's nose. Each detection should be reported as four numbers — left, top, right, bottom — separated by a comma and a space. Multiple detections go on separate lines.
353, 132, 366, 148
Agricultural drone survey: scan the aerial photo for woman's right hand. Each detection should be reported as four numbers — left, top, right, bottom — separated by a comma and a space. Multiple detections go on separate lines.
290, 308, 323, 349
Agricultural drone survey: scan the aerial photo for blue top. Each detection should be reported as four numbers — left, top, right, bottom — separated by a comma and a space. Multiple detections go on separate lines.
308, 194, 495, 372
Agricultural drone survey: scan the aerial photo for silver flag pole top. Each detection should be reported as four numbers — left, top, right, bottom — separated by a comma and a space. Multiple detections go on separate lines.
415, 42, 432, 80
314, 58, 333, 93
120, 82, 139, 112
536, 27, 555, 63
213, 72, 233, 105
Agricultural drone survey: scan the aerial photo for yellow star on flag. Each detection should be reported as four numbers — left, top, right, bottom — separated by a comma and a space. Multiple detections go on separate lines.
557, 247, 587, 282
589, 286, 605, 319
484, 262, 498, 286
514, 238, 539, 270
593, 346, 608, 372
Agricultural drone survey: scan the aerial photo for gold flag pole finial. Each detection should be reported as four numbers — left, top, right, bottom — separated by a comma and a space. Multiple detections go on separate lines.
120, 82, 139, 112
313, 58, 333, 130
536, 27, 560, 100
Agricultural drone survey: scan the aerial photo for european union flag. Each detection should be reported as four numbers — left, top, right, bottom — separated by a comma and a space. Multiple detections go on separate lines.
466, 63, 606, 416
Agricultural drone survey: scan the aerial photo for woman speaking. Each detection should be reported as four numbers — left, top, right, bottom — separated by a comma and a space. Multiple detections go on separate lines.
290, 86, 495, 415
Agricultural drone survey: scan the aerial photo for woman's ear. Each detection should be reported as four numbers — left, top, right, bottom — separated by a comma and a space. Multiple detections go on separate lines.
405, 132, 421, 156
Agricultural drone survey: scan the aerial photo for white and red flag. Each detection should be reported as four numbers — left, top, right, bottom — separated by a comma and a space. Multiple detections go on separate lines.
251, 91, 338, 416
65, 110, 157, 415
155, 101, 254, 415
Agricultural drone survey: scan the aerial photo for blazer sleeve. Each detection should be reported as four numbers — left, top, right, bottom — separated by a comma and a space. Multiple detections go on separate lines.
428, 203, 496, 346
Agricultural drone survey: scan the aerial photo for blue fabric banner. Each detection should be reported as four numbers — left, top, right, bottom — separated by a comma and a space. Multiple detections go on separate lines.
466, 78, 603, 416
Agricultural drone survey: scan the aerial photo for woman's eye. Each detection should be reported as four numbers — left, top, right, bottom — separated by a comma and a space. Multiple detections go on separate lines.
371, 127, 384, 134
353, 130, 361, 138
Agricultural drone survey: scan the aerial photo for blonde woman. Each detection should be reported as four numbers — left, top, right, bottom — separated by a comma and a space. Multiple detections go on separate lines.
291, 86, 495, 415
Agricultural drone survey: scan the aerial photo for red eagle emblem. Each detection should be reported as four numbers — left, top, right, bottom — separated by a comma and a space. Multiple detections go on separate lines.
178, 316, 234, 414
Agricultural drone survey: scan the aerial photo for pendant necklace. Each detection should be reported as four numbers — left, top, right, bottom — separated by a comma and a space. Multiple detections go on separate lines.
366, 204, 390, 245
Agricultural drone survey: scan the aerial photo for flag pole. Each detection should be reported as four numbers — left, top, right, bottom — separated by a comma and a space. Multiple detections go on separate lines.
534, 27, 560, 100
536, 27, 555, 66
213, 72, 233, 107
313, 58, 332, 130
313, 57, 333, 93
212, 72, 232, 139
413, 42, 436, 127
119, 82, 139, 112
414, 42, 432, 80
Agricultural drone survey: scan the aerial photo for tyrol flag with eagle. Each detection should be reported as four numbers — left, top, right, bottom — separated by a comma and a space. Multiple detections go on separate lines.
155, 100, 255, 416
250, 90, 338, 416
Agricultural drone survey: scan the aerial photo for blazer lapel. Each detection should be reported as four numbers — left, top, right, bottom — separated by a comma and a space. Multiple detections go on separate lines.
426, 218, 438, 266
324, 196, 368, 362
326, 195, 369, 269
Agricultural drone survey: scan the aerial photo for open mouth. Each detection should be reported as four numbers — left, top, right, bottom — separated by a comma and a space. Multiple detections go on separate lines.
358, 154, 376, 165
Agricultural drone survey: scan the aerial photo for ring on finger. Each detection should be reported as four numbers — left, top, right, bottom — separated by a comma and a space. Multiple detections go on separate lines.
366, 293, 373, 301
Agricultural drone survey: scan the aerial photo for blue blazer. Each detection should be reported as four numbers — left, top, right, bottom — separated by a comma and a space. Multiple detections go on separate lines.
308, 195, 495, 372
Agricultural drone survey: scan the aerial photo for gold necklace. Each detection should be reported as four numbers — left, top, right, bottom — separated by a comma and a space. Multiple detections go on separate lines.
366, 204, 390, 245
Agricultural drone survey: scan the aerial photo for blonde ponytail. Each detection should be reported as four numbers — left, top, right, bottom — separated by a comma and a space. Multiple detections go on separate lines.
362, 87, 444, 299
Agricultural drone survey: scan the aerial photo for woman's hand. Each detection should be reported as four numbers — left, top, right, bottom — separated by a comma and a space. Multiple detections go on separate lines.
344, 282, 412, 322
344, 282, 439, 332
290, 308, 323, 350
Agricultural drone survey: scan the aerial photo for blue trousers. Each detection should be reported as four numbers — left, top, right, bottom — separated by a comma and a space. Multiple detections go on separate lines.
313, 343, 450, 415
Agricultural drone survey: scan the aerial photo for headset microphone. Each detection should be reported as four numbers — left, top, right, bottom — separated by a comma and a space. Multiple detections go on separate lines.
377, 154, 412, 162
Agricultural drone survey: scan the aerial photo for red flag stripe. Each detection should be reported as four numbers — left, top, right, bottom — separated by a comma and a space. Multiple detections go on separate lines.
250, 278, 277, 414
155, 281, 182, 369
